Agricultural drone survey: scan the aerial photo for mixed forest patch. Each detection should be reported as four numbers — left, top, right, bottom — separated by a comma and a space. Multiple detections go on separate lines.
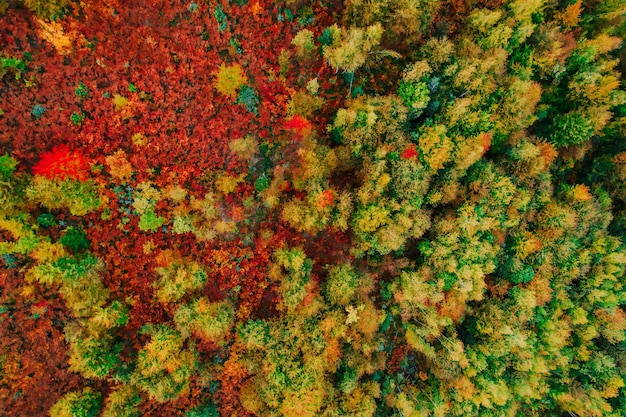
0, 0, 625, 416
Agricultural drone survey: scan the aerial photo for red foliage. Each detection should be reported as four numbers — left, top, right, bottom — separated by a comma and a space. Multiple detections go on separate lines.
32, 144, 90, 181
0, 1, 349, 415
0, 269, 88, 416
400, 144, 419, 160
283, 114, 313, 134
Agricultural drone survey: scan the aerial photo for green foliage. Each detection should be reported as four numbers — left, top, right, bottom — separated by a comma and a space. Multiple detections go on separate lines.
501, 258, 535, 284
49, 388, 101, 417
153, 257, 207, 303
31, 104, 46, 119
102, 385, 141, 417
55, 255, 110, 317
66, 329, 121, 379
213, 4, 228, 31
185, 402, 219, 417
270, 247, 314, 311
59, 227, 90, 253
236, 85, 260, 115
254, 175, 270, 192
398, 81, 430, 116
70, 111, 86, 126
75, 82, 90, 99
0, 56, 26, 81
238, 319, 270, 350
138, 210, 164, 232
0, 153, 18, 181
323, 263, 359, 306
135, 325, 198, 402
174, 298, 234, 342
317, 27, 333, 46
547, 112, 595, 147
26, 177, 101, 216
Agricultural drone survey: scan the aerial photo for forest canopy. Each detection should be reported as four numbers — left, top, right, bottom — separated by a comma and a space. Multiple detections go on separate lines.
0, 0, 625, 416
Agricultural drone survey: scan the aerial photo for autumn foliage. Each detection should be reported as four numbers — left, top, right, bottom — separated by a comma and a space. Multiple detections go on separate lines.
1, 0, 626, 416
32, 145, 90, 181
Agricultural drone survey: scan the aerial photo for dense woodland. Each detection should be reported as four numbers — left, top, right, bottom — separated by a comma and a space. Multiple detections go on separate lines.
0, 0, 625, 416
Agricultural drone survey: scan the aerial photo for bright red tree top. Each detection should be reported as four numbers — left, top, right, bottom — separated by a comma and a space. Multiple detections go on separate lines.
400, 144, 419, 160
283, 115, 313, 135
32, 145, 90, 181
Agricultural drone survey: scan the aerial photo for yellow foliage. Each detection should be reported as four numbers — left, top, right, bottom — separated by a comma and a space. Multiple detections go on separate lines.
112, 94, 129, 110
215, 173, 245, 195
278, 49, 291, 77
166, 185, 187, 202
214, 220, 237, 234
174, 298, 234, 342
279, 386, 326, 417
214, 63, 247, 99
571, 184, 592, 202
50, 388, 100, 417
229, 136, 258, 161
355, 204, 390, 234
0, 217, 29, 239
403, 60, 432, 82
306, 78, 319, 95
32, 241, 67, 263
287, 90, 325, 118
26, 176, 102, 216
448, 376, 477, 400
589, 34, 623, 54
153, 256, 207, 303
292, 29, 315, 57
418, 124, 452, 171
322, 23, 387, 73
132, 132, 148, 147
190, 193, 218, 220
102, 385, 140, 417
240, 380, 265, 414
